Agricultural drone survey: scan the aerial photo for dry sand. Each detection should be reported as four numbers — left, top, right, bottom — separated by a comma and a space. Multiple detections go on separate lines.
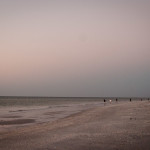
0, 101, 150, 150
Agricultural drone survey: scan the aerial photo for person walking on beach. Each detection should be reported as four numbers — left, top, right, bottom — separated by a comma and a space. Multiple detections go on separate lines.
130, 98, 131, 102
104, 99, 106, 106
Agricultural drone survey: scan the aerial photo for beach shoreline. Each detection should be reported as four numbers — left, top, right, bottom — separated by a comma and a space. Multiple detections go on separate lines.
0, 101, 150, 150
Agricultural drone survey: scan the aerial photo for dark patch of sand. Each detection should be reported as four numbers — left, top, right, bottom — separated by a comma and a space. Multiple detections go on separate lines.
1, 116, 21, 118
9, 110, 27, 112
0, 119, 35, 125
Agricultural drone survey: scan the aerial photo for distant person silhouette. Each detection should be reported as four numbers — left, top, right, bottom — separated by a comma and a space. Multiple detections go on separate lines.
116, 98, 118, 102
104, 99, 106, 102
130, 98, 131, 102
141, 98, 142, 101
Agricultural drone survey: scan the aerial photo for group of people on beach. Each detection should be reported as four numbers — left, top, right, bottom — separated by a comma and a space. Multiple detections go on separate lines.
104, 98, 149, 103
104, 98, 118, 103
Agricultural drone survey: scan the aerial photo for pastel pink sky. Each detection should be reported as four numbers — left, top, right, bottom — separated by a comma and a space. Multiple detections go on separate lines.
0, 0, 150, 97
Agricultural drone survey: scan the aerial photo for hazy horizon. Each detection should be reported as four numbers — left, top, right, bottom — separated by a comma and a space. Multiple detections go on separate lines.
0, 0, 150, 97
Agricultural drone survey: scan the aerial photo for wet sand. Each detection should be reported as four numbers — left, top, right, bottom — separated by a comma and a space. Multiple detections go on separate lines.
0, 101, 150, 150
0, 101, 102, 133
0, 119, 35, 125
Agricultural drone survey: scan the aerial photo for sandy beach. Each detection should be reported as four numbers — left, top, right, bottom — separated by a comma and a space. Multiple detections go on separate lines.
0, 101, 150, 150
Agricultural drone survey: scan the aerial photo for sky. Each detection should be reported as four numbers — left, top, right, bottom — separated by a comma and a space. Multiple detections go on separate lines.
0, 0, 150, 97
